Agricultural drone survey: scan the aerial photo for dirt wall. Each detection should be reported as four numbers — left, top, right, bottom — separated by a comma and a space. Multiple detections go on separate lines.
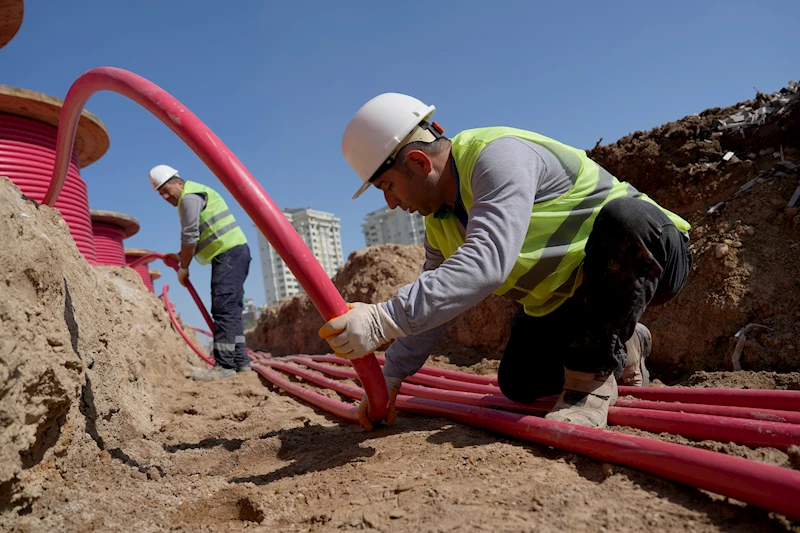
0, 178, 200, 518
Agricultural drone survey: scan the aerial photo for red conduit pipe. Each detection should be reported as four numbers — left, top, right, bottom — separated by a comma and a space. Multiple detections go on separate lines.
283, 356, 800, 451
44, 67, 387, 420
297, 355, 800, 423
130, 251, 215, 333
0, 114, 97, 263
251, 358, 800, 521
190, 326, 213, 338
161, 284, 214, 366
315, 354, 800, 412
255, 363, 359, 422
619, 387, 800, 412
614, 399, 800, 425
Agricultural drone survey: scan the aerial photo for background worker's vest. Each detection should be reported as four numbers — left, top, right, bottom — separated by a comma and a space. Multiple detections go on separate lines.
425, 127, 691, 317
178, 181, 247, 265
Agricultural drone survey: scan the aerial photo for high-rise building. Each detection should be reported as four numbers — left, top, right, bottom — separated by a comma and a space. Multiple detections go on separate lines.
362, 206, 426, 246
257, 207, 344, 306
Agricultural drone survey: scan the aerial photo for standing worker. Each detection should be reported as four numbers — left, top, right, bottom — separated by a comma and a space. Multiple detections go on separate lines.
319, 93, 692, 429
149, 165, 252, 380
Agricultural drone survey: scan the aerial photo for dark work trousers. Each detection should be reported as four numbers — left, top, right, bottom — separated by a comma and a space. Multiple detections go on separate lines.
497, 198, 693, 403
210, 243, 251, 369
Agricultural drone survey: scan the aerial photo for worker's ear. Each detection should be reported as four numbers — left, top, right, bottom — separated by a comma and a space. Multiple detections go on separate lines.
404, 150, 433, 176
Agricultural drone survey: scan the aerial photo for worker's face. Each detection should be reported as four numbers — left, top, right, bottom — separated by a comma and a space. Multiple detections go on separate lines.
373, 151, 442, 216
158, 179, 182, 206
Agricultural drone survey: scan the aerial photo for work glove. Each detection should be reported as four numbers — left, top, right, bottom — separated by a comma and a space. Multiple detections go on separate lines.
358, 376, 403, 431
163, 253, 181, 268
177, 267, 189, 287
318, 302, 405, 360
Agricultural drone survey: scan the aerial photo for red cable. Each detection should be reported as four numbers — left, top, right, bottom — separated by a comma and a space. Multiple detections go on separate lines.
92, 222, 127, 266
312, 354, 800, 412
161, 284, 214, 366
283, 356, 800, 451
0, 114, 97, 264
253, 357, 800, 521
45, 67, 387, 420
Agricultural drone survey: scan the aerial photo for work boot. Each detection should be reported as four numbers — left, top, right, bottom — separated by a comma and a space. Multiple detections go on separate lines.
193, 365, 237, 381
236, 364, 252, 373
545, 370, 618, 428
620, 323, 651, 387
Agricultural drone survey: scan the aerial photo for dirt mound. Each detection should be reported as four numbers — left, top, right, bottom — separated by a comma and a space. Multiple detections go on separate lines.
588, 82, 800, 380
247, 244, 427, 355
0, 178, 199, 520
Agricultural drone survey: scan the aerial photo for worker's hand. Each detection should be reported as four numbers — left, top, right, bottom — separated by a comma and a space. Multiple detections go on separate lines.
318, 302, 405, 360
177, 267, 189, 287
164, 253, 181, 268
358, 376, 403, 431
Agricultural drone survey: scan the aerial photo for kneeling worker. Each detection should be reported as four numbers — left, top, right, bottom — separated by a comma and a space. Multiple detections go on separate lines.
319, 93, 692, 429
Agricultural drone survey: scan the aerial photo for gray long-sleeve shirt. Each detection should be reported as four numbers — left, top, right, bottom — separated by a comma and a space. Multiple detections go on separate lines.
381, 136, 577, 380
178, 193, 207, 245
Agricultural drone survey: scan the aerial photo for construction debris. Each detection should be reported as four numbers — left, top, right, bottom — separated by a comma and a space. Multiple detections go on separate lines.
715, 81, 799, 134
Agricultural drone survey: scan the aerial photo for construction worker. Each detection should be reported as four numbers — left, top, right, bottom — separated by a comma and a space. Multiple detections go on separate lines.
149, 165, 252, 380
319, 93, 692, 429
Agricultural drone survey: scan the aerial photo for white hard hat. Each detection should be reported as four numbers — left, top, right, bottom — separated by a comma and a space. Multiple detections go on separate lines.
342, 93, 438, 199
148, 164, 179, 191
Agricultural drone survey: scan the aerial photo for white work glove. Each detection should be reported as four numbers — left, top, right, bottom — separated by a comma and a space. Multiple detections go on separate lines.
177, 267, 189, 287
358, 376, 403, 431
318, 302, 406, 360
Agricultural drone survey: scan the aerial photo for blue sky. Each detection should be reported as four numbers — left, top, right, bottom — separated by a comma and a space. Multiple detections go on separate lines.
2, 1, 798, 329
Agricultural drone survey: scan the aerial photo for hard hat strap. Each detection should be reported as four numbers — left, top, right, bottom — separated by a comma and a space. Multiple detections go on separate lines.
368, 121, 444, 183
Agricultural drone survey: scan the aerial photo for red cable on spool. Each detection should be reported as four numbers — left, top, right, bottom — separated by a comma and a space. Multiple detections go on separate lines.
92, 223, 126, 265
90, 210, 140, 267
0, 113, 97, 263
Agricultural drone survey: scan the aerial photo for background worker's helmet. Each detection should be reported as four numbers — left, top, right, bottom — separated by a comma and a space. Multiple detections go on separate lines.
342, 93, 437, 199
148, 164, 179, 191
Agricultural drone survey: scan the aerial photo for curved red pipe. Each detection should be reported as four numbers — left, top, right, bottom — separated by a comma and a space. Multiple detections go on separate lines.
44, 67, 386, 421
131, 252, 212, 333
252, 357, 800, 521
189, 326, 213, 338
161, 284, 214, 366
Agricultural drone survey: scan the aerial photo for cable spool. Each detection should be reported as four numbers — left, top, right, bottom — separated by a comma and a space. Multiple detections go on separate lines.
149, 268, 161, 285
0, 85, 109, 264
124, 248, 157, 292
90, 210, 140, 266
0, 0, 24, 50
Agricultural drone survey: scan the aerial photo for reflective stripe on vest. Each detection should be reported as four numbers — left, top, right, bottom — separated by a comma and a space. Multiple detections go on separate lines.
178, 181, 248, 265
424, 127, 691, 317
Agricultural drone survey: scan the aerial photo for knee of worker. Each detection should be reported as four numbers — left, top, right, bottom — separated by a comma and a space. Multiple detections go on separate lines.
498, 367, 563, 404
593, 198, 650, 237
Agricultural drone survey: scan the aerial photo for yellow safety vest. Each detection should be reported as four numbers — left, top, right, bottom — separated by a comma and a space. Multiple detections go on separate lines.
178, 181, 247, 265
425, 127, 690, 316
